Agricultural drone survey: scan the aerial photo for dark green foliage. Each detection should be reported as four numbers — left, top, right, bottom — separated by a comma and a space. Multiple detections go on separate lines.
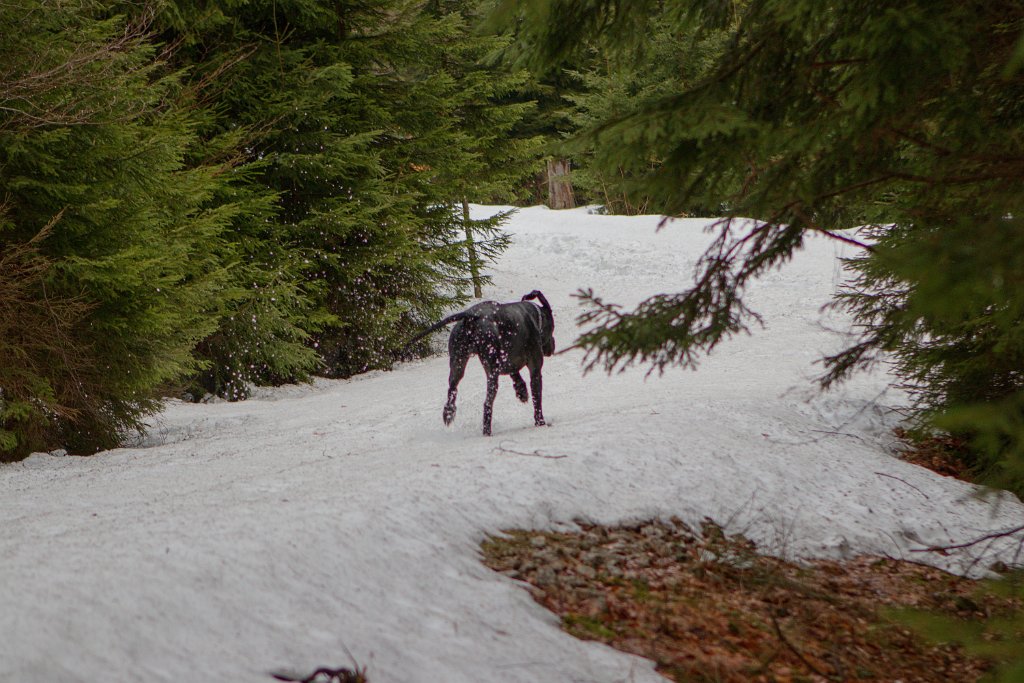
499, 2, 1024, 673
0, 227, 92, 456
0, 1, 240, 454
158, 0, 404, 387
421, 0, 544, 206
815, 3, 1024, 493
485, 5, 591, 206
419, 0, 537, 295
1, 0, 533, 454
496, 0, 1024, 494
159, 0, 529, 383
832, 214, 1024, 490
565, 14, 731, 214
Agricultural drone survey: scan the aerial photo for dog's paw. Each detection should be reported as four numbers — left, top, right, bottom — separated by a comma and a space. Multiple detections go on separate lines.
534, 418, 547, 427
515, 387, 529, 402
443, 404, 456, 426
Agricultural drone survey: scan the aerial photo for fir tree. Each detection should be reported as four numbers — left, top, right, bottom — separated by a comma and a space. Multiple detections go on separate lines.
156, 0, 363, 392
497, 0, 1024, 487
159, 0, 533, 380
565, 13, 730, 215
1, 2, 242, 455
513, 70, 587, 208
419, 0, 541, 296
499, 2, 1024, 675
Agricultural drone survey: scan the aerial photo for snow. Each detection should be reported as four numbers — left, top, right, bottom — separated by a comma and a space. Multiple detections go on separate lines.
2, 205, 1022, 683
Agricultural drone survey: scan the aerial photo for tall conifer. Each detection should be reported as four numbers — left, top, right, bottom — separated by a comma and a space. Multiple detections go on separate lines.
160, 0, 536, 379
497, 0, 1024, 493
499, 3, 1024, 672
1, 2, 241, 454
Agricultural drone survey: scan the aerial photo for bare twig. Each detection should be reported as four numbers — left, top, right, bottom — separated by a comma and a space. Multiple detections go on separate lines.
810, 429, 868, 443
811, 226, 875, 251
792, 204, 875, 252
873, 471, 930, 500
270, 665, 366, 683
1, 7, 158, 131
494, 443, 567, 460
769, 613, 832, 680
554, 342, 582, 356
911, 524, 1024, 555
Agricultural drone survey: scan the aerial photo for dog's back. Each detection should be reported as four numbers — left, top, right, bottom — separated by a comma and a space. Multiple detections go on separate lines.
450, 300, 545, 374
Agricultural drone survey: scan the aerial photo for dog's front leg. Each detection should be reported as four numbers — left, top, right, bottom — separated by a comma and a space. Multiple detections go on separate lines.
482, 372, 498, 436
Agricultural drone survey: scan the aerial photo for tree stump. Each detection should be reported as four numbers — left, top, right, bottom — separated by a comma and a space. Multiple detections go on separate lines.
546, 158, 576, 210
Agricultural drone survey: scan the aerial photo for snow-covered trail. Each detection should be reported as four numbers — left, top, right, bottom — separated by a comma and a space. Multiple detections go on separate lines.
2, 206, 1022, 683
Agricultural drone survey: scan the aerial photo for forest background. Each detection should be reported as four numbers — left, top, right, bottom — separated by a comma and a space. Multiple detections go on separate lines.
3, 0, 1024, 510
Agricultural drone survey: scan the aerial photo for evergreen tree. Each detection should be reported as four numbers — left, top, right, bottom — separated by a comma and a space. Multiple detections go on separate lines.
484, 13, 590, 207
516, 70, 587, 208
499, 3, 1024, 674
156, 0, 377, 390
159, 0, 532, 381
565, 13, 730, 214
420, 0, 541, 296
497, 0, 1024, 490
1, 2, 241, 455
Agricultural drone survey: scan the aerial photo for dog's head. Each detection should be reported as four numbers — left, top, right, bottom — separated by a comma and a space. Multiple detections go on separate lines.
523, 290, 555, 356
542, 334, 555, 357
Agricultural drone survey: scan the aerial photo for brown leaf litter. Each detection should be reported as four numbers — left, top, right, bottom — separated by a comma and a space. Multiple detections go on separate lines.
481, 519, 1019, 683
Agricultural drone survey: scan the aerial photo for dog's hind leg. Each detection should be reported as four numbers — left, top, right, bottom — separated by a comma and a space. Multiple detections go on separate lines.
511, 371, 529, 403
528, 361, 546, 427
482, 369, 499, 436
444, 347, 469, 426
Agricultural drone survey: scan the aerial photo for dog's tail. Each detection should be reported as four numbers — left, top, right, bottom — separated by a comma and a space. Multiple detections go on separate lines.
521, 289, 550, 310
401, 311, 473, 356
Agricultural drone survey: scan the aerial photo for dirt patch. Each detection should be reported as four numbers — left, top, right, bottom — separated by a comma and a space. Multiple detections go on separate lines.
893, 428, 974, 481
482, 519, 1016, 683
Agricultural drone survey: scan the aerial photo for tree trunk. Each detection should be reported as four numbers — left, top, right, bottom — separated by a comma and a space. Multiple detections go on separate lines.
462, 198, 482, 298
546, 158, 576, 210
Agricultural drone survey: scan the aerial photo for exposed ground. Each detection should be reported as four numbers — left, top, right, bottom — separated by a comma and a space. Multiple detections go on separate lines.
482, 518, 1019, 683
894, 428, 975, 483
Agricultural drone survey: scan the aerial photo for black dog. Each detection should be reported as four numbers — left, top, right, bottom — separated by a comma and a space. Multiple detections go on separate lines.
405, 290, 554, 436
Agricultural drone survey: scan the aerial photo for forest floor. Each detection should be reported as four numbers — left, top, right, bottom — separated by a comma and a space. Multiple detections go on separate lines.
481, 442, 1017, 683
481, 517, 1013, 683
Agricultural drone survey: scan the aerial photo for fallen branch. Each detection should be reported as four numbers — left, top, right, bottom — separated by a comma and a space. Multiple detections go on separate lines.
494, 444, 567, 460
769, 613, 832, 680
874, 471, 930, 499
271, 644, 366, 683
911, 524, 1024, 555
810, 429, 868, 443
271, 666, 366, 683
